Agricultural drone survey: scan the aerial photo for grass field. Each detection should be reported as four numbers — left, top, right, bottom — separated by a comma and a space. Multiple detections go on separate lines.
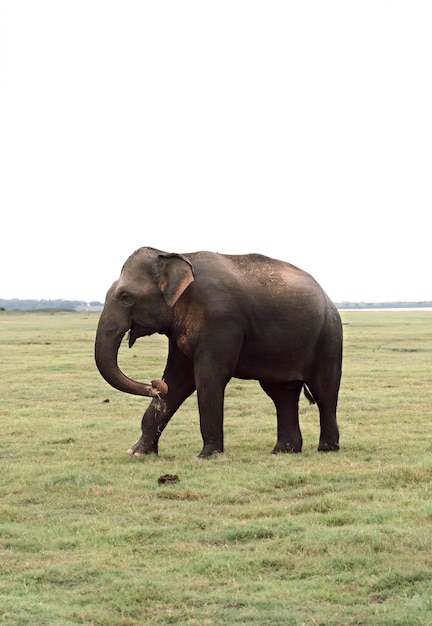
1, 310, 432, 625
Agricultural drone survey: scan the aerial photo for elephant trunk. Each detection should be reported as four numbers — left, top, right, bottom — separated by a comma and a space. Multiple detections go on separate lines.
94, 320, 168, 398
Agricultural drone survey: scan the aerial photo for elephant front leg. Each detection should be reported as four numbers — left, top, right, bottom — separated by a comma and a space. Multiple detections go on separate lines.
194, 332, 243, 457
127, 396, 169, 455
197, 396, 224, 457
128, 351, 196, 456
196, 373, 227, 458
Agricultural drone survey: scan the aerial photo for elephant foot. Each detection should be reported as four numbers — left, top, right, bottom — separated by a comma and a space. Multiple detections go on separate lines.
127, 438, 158, 456
198, 445, 223, 458
318, 441, 340, 452
272, 442, 302, 454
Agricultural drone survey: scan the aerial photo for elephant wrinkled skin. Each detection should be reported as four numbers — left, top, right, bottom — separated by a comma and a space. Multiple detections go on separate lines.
94, 247, 342, 458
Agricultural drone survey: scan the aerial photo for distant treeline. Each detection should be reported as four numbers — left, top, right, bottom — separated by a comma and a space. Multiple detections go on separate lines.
0, 299, 103, 311
1, 298, 431, 312
335, 301, 432, 309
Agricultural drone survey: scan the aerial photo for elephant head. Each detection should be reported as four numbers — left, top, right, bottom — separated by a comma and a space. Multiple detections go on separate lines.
94, 248, 194, 397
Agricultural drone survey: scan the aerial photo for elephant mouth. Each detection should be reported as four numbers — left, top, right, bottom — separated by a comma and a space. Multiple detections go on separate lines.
129, 321, 145, 348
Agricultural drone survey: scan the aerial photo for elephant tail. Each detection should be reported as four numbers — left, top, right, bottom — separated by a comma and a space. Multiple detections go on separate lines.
303, 385, 316, 405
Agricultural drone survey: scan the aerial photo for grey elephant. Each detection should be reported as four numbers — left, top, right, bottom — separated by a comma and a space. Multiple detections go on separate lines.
95, 247, 342, 457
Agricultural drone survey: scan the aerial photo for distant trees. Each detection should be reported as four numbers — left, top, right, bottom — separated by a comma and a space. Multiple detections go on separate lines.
1, 299, 431, 312
335, 301, 432, 309
0, 299, 103, 311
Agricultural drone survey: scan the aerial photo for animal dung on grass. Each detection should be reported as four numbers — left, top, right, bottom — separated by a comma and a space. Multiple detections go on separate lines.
158, 474, 180, 485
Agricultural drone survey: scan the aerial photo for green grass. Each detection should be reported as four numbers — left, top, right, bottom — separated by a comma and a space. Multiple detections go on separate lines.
1, 310, 432, 625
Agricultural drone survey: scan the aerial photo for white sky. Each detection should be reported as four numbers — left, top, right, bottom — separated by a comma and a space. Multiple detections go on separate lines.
0, 1, 431, 303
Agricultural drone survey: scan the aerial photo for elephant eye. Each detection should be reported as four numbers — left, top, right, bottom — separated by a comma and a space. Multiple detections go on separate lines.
119, 292, 135, 306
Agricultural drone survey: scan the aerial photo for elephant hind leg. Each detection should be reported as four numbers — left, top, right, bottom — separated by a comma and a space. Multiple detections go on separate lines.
259, 380, 303, 453
307, 330, 342, 452
306, 378, 340, 452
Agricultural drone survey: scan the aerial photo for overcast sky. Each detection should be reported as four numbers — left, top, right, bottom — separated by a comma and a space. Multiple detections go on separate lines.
1, 1, 430, 303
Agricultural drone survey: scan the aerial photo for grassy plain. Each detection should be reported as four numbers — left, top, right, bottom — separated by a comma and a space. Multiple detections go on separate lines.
1, 309, 432, 625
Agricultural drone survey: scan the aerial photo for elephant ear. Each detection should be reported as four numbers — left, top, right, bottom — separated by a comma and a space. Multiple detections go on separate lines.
157, 253, 194, 307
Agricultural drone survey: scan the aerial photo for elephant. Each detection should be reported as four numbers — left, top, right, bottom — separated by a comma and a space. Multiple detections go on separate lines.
94, 247, 342, 458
